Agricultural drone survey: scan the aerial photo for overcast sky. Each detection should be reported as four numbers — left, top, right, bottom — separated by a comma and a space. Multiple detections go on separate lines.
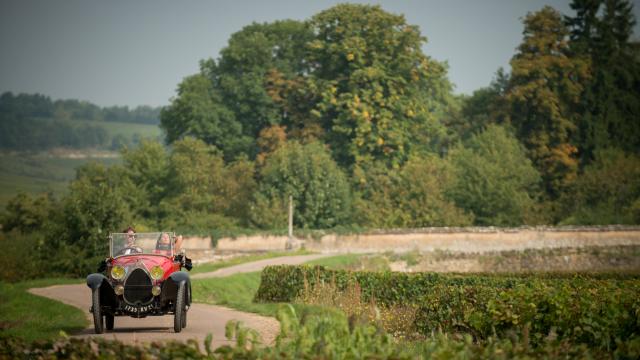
1, 0, 638, 107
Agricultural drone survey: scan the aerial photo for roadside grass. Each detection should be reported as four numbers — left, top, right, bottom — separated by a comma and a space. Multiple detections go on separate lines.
305, 253, 363, 269
190, 249, 314, 275
192, 254, 365, 317
0, 278, 86, 342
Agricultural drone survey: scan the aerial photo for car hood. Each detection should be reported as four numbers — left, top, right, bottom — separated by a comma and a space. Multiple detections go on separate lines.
112, 254, 174, 277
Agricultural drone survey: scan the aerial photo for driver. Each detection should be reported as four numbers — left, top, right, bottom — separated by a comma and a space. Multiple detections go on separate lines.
121, 226, 142, 255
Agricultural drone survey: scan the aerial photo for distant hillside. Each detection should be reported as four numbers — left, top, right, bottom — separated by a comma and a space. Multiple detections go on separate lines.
0, 92, 163, 151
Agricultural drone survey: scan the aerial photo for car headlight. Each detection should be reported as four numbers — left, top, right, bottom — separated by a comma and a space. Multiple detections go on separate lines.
150, 265, 164, 280
111, 265, 125, 280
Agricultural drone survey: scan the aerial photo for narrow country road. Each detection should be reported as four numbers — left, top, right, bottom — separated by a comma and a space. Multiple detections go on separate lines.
28, 254, 330, 346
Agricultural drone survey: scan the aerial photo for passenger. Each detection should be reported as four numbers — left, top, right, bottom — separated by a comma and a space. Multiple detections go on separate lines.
154, 232, 173, 256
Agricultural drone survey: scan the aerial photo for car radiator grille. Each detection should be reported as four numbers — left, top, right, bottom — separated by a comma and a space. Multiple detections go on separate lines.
124, 268, 153, 305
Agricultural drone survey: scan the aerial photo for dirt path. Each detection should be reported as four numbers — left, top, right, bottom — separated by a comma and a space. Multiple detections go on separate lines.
191, 254, 330, 279
29, 254, 329, 346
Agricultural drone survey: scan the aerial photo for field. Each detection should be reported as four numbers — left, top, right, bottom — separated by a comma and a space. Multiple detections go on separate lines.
84, 119, 162, 139
0, 152, 121, 209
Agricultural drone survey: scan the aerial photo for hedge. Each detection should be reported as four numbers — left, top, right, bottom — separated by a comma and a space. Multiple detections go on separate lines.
254, 265, 639, 305
255, 265, 640, 351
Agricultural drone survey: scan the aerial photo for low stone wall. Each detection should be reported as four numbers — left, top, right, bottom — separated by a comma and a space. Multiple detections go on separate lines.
211, 226, 640, 254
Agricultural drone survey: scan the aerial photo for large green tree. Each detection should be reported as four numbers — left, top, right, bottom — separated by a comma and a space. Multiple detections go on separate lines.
303, 4, 453, 168
505, 6, 589, 197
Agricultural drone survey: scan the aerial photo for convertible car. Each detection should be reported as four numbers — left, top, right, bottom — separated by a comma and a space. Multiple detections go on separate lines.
86, 232, 192, 333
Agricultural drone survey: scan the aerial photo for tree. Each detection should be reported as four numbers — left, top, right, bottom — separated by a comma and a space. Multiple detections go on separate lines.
160, 74, 250, 160
562, 148, 640, 224
303, 4, 453, 168
159, 137, 256, 231
161, 20, 313, 160
354, 156, 472, 228
448, 125, 542, 226
45, 162, 135, 276
252, 141, 352, 229
566, 0, 640, 160
506, 6, 589, 197
120, 140, 170, 223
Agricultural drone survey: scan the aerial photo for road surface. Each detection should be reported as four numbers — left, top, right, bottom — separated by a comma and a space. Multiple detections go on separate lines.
29, 254, 330, 346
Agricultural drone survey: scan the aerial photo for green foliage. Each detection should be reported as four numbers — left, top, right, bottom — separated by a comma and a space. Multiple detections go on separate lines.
562, 148, 640, 224
252, 141, 352, 229
354, 156, 472, 228
1, 192, 54, 233
448, 125, 542, 226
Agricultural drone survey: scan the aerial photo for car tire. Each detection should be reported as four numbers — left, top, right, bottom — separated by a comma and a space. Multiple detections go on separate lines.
105, 314, 114, 330
92, 288, 104, 334
174, 282, 185, 333
182, 307, 187, 328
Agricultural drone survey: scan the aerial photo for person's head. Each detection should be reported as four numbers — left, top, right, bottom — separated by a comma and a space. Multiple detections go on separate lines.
159, 232, 170, 245
124, 226, 136, 244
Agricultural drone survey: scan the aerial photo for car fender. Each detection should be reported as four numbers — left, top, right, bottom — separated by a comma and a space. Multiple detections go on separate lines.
162, 271, 191, 305
86, 273, 108, 290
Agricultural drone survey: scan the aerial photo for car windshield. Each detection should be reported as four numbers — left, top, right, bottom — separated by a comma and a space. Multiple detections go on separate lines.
110, 232, 175, 257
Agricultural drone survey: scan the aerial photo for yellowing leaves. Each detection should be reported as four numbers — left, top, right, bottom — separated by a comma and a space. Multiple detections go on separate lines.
377, 137, 384, 145
346, 53, 355, 61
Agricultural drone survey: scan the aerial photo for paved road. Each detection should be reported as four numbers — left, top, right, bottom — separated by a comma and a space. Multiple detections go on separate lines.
29, 254, 330, 346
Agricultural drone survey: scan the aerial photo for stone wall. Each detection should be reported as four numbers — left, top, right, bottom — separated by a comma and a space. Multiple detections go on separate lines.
208, 226, 640, 254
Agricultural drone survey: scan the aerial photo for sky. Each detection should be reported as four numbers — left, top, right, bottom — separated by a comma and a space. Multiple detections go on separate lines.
1, 0, 638, 108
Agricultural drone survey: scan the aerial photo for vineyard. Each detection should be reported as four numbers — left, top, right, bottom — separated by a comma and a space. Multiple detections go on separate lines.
255, 265, 640, 356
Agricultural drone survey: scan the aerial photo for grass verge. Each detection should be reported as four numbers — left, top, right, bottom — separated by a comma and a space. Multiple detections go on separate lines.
0, 278, 86, 342
192, 254, 364, 317
190, 249, 313, 275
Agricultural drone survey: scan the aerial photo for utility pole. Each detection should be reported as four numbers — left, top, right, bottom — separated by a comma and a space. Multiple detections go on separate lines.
287, 195, 293, 250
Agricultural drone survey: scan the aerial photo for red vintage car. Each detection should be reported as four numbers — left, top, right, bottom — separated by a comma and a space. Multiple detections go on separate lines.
86, 232, 192, 333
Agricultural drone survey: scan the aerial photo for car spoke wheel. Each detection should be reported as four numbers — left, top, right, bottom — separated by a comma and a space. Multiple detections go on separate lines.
174, 282, 186, 333
92, 288, 104, 334
105, 314, 114, 330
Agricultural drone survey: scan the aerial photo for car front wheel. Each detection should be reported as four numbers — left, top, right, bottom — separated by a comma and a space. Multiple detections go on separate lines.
92, 288, 104, 334
173, 282, 186, 333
